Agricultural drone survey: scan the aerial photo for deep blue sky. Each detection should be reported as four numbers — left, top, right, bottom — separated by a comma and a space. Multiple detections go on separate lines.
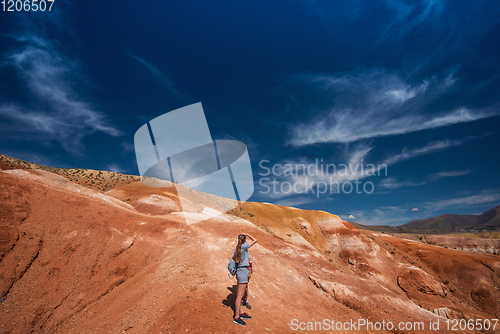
1, 0, 499, 225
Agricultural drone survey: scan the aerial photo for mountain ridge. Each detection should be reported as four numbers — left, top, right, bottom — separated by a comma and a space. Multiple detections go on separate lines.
0, 153, 499, 332
402, 206, 500, 232
353, 205, 500, 234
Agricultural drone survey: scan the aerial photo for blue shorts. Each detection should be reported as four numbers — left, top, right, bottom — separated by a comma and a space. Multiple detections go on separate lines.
236, 267, 249, 283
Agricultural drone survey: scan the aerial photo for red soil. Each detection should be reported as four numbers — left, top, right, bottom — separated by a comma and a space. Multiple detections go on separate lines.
0, 168, 499, 333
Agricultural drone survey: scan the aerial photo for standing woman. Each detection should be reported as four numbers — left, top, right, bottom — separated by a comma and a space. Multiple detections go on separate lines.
233, 233, 257, 326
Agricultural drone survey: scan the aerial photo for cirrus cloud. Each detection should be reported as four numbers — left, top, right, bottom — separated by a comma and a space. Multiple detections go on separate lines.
0, 13, 121, 156
286, 70, 498, 146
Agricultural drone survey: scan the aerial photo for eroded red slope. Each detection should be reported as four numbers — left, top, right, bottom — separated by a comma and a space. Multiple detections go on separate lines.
0, 169, 499, 333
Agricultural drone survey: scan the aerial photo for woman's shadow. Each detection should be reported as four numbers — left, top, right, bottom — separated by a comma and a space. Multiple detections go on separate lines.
222, 285, 237, 315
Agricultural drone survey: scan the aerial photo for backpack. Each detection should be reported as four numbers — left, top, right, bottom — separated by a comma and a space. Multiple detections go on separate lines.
227, 257, 238, 279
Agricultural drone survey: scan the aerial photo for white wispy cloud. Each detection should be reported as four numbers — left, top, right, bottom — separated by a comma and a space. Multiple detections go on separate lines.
378, 0, 444, 42
271, 143, 375, 194
274, 196, 316, 207
302, 0, 443, 45
253, 143, 377, 205
411, 208, 419, 211
379, 177, 421, 189
428, 169, 472, 181
128, 53, 188, 101
255, 135, 475, 205
381, 139, 464, 166
106, 164, 125, 174
423, 191, 500, 211
0, 24, 120, 155
121, 142, 135, 152
345, 207, 409, 226
379, 169, 472, 189
287, 70, 498, 146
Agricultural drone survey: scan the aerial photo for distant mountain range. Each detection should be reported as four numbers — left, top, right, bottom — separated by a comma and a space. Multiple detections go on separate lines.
353, 205, 500, 233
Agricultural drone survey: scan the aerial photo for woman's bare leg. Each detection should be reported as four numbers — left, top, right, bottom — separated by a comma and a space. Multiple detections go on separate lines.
234, 283, 247, 318
242, 272, 251, 306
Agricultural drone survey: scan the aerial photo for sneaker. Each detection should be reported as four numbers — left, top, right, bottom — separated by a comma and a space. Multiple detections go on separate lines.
244, 300, 252, 309
233, 317, 246, 326
239, 313, 252, 319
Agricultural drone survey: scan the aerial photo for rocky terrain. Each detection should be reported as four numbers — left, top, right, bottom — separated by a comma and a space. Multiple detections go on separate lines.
0, 154, 140, 192
0, 155, 499, 333
369, 232, 500, 255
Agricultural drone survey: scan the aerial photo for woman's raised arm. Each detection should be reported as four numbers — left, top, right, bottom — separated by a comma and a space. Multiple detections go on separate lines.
245, 233, 258, 247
